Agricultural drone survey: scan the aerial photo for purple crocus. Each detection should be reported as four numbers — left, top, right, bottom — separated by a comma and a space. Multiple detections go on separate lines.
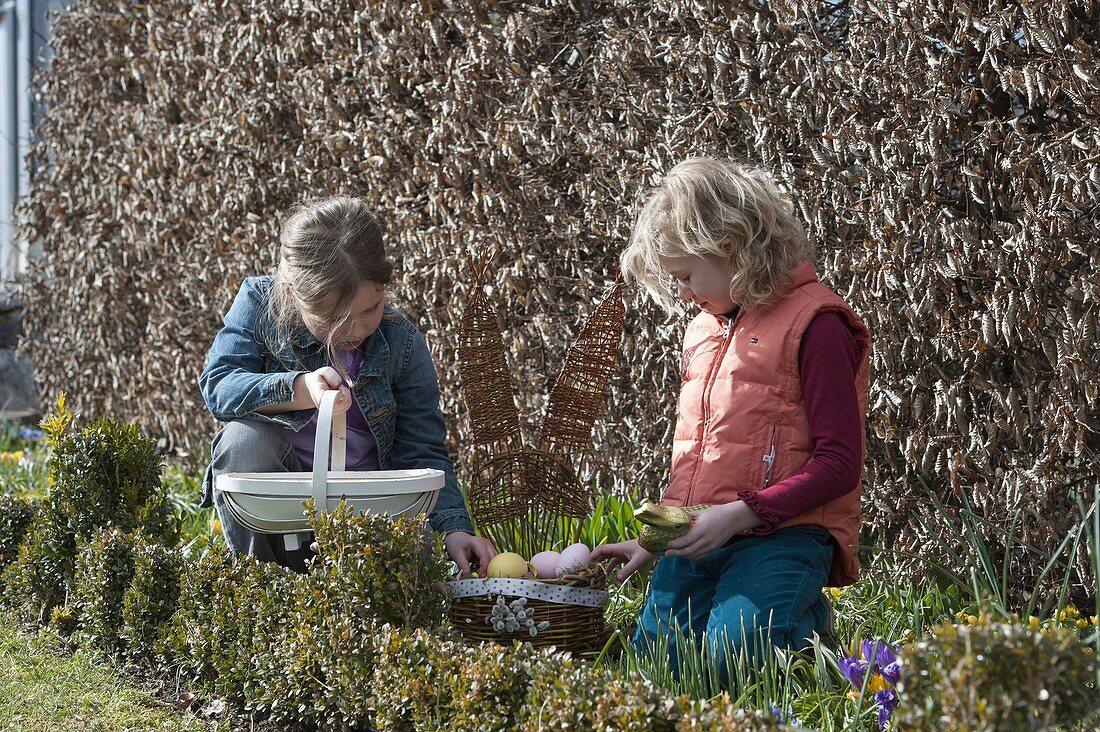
874, 688, 900, 729
861, 638, 901, 685
768, 702, 800, 726
841, 638, 901, 730
838, 652, 869, 688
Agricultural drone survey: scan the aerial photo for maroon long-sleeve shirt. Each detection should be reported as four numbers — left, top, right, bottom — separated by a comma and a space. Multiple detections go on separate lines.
736, 311, 862, 529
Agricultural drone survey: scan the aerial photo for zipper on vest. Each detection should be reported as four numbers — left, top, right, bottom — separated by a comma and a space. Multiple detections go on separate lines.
700, 317, 734, 433
762, 425, 778, 488
685, 312, 737, 505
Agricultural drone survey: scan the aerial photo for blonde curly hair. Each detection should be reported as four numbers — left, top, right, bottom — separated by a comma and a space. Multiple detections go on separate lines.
621, 157, 812, 312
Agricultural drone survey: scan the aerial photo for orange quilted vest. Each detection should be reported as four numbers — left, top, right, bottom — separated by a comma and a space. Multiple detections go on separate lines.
662, 260, 871, 586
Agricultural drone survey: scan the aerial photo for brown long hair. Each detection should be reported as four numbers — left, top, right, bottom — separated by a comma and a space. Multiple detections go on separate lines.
264, 196, 394, 381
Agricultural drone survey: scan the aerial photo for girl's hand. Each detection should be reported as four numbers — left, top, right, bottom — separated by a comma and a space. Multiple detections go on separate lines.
444, 531, 497, 578
664, 501, 763, 561
298, 367, 352, 413
590, 539, 657, 581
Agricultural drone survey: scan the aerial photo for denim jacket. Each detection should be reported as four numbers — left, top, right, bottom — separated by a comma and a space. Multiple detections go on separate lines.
199, 276, 474, 535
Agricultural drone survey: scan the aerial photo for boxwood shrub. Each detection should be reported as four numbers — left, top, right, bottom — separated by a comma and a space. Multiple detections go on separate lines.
310, 502, 449, 630
163, 504, 453, 727
517, 651, 678, 731
165, 546, 291, 704
247, 567, 375, 730
242, 506, 450, 729
0, 503, 72, 624
0, 404, 178, 624
897, 618, 1099, 730
72, 527, 138, 655
69, 528, 183, 659
368, 625, 780, 731
121, 541, 186, 662
371, 626, 465, 731
0, 495, 34, 570
48, 417, 176, 546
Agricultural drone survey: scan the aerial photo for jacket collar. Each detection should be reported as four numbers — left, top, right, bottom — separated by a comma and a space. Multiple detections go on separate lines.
357, 328, 389, 381
789, 259, 819, 289
288, 323, 322, 349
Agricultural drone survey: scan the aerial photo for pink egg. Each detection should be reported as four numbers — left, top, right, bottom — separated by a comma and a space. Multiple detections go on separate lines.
529, 551, 561, 579
556, 542, 591, 575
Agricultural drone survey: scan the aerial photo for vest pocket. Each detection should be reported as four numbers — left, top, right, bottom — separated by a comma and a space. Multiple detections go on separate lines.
761, 424, 779, 488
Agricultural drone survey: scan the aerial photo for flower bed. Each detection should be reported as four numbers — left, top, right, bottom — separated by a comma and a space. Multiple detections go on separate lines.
0, 403, 1097, 730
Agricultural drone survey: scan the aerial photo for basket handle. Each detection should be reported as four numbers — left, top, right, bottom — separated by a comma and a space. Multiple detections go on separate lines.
311, 389, 348, 510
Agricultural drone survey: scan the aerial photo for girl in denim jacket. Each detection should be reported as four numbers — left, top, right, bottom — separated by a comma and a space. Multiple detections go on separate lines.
200, 196, 495, 574
592, 158, 870, 677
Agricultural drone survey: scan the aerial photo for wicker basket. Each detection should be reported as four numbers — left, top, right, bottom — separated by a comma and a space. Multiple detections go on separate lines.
446, 565, 610, 655
451, 266, 625, 654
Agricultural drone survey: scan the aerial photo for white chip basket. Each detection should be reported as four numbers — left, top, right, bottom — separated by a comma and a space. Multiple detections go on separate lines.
215, 389, 443, 551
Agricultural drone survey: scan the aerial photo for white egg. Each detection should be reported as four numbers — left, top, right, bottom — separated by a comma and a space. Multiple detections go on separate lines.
556, 542, 591, 575
529, 551, 561, 579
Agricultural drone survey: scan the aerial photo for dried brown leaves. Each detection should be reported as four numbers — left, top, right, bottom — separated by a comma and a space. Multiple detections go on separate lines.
17, 0, 1100, 599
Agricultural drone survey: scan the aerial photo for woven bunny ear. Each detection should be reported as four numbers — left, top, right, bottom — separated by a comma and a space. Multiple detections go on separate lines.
457, 267, 626, 556
537, 279, 627, 498
457, 264, 528, 527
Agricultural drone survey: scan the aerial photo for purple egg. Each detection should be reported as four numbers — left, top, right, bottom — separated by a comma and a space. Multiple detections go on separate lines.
556, 542, 591, 575
529, 550, 561, 579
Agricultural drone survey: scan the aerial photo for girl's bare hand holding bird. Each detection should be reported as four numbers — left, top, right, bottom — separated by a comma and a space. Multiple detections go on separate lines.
663, 502, 763, 560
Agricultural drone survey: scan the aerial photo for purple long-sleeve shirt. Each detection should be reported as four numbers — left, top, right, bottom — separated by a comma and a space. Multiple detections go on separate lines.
737, 311, 862, 529
284, 347, 380, 471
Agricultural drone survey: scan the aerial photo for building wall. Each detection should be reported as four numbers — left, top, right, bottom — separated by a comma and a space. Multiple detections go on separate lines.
0, 0, 71, 281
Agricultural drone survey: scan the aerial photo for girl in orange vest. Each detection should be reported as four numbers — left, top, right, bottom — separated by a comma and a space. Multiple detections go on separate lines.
592, 157, 871, 675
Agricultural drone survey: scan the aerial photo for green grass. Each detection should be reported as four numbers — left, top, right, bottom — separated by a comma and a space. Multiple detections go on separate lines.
0, 613, 215, 732
597, 574, 902, 730
0, 444, 48, 500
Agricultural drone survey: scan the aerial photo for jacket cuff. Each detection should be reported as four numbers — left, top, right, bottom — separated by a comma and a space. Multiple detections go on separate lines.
428, 507, 475, 535
267, 371, 300, 404
244, 373, 312, 429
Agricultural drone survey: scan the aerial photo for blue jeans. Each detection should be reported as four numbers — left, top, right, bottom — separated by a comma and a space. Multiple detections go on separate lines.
633, 526, 834, 681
